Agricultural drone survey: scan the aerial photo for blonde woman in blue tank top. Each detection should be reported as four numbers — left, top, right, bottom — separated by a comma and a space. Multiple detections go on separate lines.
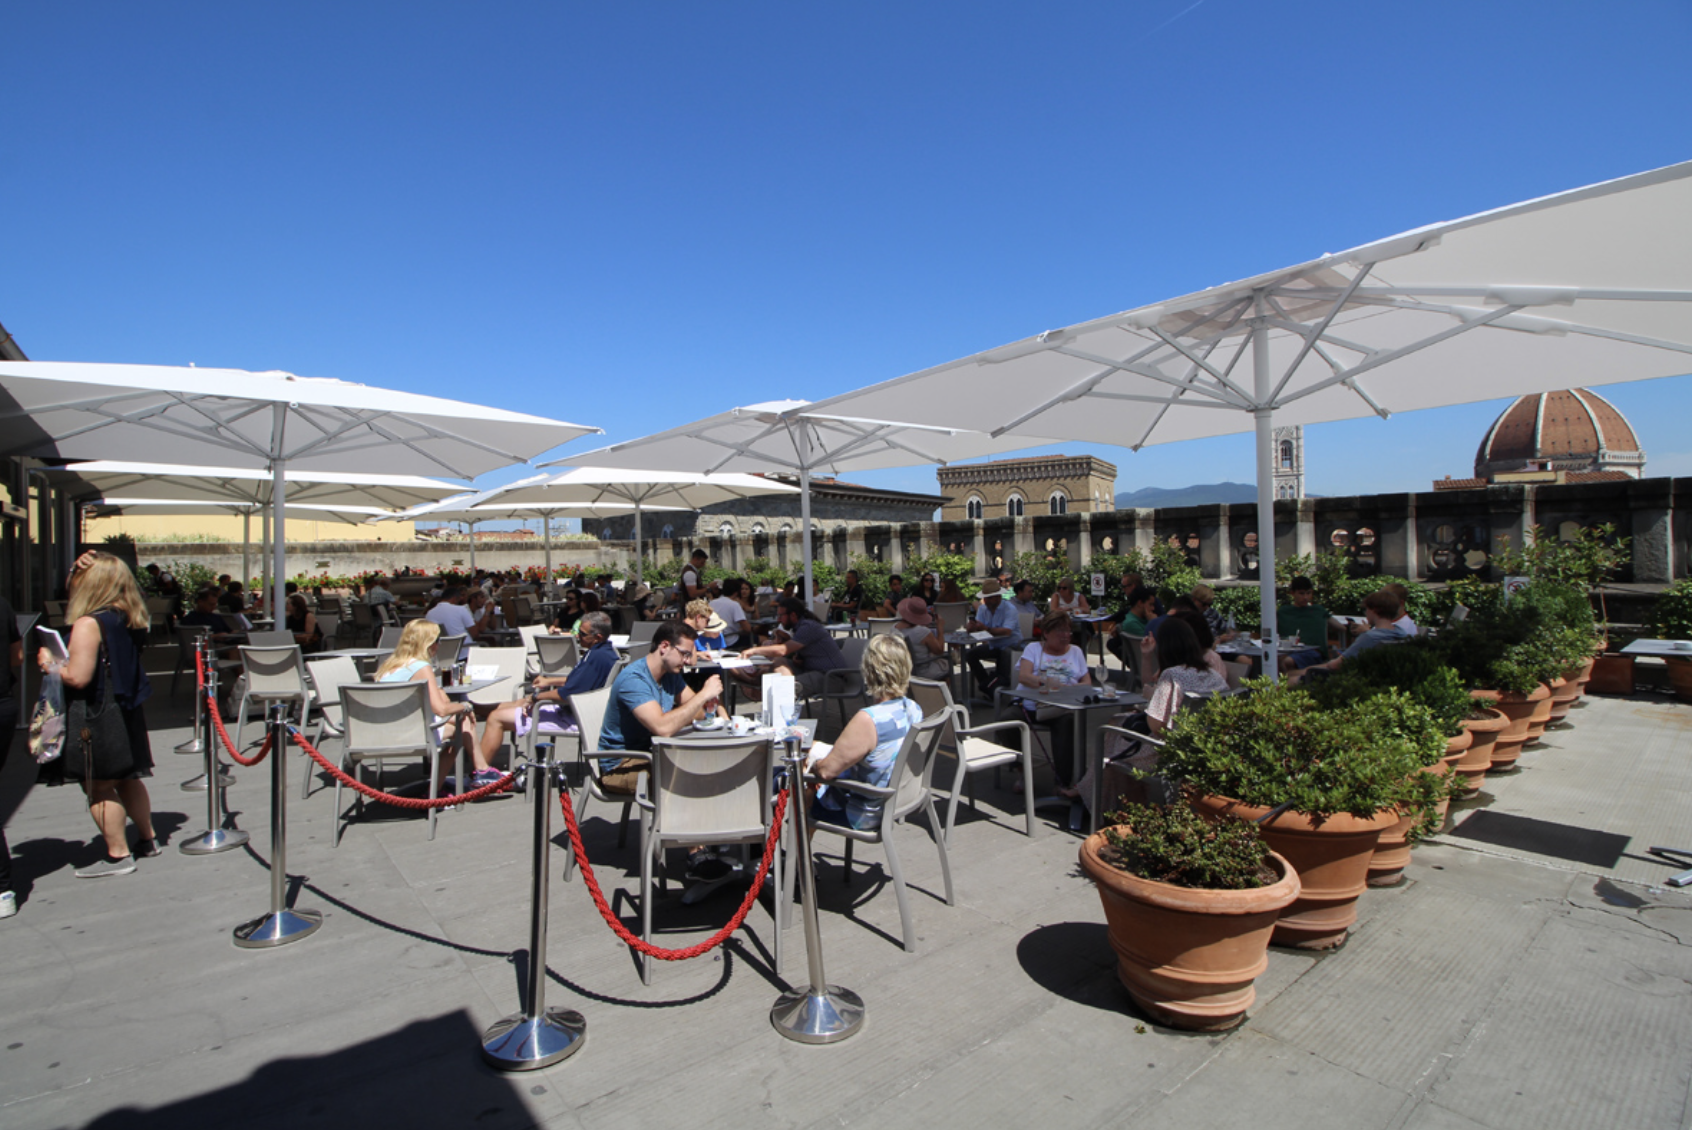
375, 620, 480, 791
811, 634, 923, 831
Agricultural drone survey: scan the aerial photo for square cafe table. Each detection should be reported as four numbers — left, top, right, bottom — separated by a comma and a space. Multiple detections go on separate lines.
1620, 639, 1692, 658
999, 681, 1146, 834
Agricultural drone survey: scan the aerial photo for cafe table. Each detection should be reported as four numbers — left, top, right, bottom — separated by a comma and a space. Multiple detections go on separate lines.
997, 681, 1146, 835
1620, 638, 1692, 658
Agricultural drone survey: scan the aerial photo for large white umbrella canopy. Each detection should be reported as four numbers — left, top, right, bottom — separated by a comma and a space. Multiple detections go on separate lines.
461, 467, 802, 584
376, 492, 687, 576
85, 497, 394, 527
560, 401, 1063, 597
808, 160, 1692, 672
0, 362, 599, 614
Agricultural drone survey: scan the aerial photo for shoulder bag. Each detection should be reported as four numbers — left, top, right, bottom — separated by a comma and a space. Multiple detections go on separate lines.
65, 642, 133, 780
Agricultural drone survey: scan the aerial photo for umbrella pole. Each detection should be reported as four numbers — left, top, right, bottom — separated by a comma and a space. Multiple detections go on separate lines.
468, 521, 477, 573
260, 509, 271, 608
1253, 295, 1280, 682
543, 514, 552, 582
271, 460, 286, 622
241, 510, 252, 598
798, 425, 814, 604
634, 505, 643, 586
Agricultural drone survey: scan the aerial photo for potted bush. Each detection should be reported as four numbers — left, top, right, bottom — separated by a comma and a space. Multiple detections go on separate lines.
1307, 642, 1475, 883
1649, 579, 1692, 703
1157, 682, 1446, 950
1079, 802, 1299, 1031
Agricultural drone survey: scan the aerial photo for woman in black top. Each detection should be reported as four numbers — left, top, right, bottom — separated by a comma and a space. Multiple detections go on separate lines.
285, 593, 324, 653
38, 551, 156, 877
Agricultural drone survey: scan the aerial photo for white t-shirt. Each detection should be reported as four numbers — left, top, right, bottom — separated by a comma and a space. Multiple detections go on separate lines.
1393, 614, 1417, 635
709, 596, 749, 647
427, 602, 477, 637
1019, 642, 1088, 686
680, 564, 702, 597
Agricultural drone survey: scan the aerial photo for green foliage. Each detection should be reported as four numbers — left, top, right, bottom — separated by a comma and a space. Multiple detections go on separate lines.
1494, 523, 1631, 588
1010, 550, 1074, 601
846, 554, 893, 610
1649, 579, 1692, 640
1158, 681, 1448, 824
1307, 639, 1474, 738
1082, 551, 1140, 613
147, 559, 220, 595
1098, 803, 1275, 891
740, 557, 789, 590
1143, 542, 1199, 607
906, 551, 978, 599
1276, 548, 1353, 606
1431, 578, 1598, 692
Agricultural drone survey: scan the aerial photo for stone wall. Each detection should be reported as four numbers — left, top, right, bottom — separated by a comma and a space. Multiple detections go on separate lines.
133, 539, 633, 582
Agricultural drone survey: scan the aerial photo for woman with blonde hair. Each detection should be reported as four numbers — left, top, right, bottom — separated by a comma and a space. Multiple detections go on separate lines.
375, 619, 480, 791
37, 551, 157, 877
810, 633, 924, 831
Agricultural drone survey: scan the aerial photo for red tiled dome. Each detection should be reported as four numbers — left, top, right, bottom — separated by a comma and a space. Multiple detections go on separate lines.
1475, 388, 1644, 478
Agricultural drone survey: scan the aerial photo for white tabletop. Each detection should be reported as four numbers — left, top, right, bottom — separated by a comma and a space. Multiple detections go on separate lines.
1619, 639, 1692, 658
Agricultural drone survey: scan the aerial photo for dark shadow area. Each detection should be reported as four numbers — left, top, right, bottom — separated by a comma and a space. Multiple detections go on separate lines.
1449, 810, 1631, 868
1014, 921, 1124, 1013
83, 1010, 543, 1130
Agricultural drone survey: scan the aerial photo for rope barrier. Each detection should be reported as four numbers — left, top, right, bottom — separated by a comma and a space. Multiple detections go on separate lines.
559, 785, 788, 960
288, 727, 517, 809
195, 651, 269, 767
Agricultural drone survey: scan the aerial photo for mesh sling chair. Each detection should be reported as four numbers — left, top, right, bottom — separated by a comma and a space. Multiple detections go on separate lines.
806, 709, 954, 953
234, 644, 310, 752
303, 654, 361, 798
549, 686, 645, 882
533, 633, 578, 678
463, 645, 530, 769
635, 734, 786, 983
334, 680, 462, 844
906, 677, 1036, 842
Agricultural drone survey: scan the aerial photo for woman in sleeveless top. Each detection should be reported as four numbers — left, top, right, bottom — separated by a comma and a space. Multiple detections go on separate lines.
37, 552, 157, 877
810, 634, 923, 831
375, 620, 480, 789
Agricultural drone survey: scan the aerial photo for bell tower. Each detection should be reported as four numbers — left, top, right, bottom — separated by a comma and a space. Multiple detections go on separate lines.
1273, 425, 1304, 500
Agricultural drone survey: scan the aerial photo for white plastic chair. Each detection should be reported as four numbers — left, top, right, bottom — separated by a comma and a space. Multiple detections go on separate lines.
636, 735, 785, 983
246, 629, 294, 647
907, 677, 1036, 842
627, 620, 661, 646
808, 709, 954, 952
377, 625, 405, 650
335, 681, 459, 844
432, 633, 467, 681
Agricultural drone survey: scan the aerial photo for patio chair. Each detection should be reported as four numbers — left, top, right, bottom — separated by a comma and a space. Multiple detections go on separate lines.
234, 644, 310, 753
515, 593, 539, 625
865, 617, 899, 638
816, 636, 869, 742
334, 680, 461, 844
377, 625, 405, 650
303, 654, 362, 798
432, 633, 467, 681
555, 687, 645, 881
246, 629, 294, 647
533, 633, 578, 678
808, 710, 953, 952
906, 677, 1036, 842
933, 601, 971, 636
636, 734, 785, 983
628, 620, 661, 646
1017, 610, 1037, 645
145, 595, 173, 635
348, 600, 376, 644
464, 645, 529, 765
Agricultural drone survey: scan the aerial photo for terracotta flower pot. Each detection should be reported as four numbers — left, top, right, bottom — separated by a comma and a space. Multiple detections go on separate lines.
1546, 674, 1582, 725
1454, 708, 1508, 798
1586, 654, 1635, 695
1368, 729, 1470, 886
1564, 656, 1596, 699
1668, 657, 1692, 705
1190, 794, 1395, 951
1080, 831, 1299, 1031
1472, 685, 1549, 770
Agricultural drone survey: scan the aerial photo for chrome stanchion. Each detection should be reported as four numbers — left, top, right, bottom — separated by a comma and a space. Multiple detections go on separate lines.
175, 636, 207, 755
771, 736, 865, 1044
181, 657, 249, 856
483, 753, 586, 1070
232, 702, 321, 947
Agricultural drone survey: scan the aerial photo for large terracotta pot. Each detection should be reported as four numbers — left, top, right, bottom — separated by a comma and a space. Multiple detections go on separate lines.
1565, 656, 1596, 699
1367, 730, 1470, 887
1190, 794, 1395, 951
1668, 657, 1692, 704
1454, 708, 1508, 798
1472, 685, 1549, 770
1080, 832, 1299, 1031
1546, 674, 1582, 725
1586, 654, 1635, 695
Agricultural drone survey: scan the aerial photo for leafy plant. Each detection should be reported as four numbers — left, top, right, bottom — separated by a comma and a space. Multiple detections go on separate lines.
1431, 578, 1597, 692
1098, 803, 1275, 891
1307, 639, 1473, 738
1209, 585, 1263, 631
1158, 681, 1448, 825
1649, 579, 1692, 640
905, 551, 978, 599
1010, 550, 1074, 601
1494, 523, 1631, 588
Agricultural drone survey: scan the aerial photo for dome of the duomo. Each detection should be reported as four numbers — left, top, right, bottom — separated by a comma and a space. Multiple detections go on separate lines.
1474, 388, 1645, 481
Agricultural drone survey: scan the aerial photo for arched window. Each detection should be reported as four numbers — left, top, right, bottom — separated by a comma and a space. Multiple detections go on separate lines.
660, 524, 674, 539
1279, 440, 1294, 470
750, 522, 766, 535
718, 521, 735, 540
1005, 493, 1025, 518
966, 496, 984, 520
601, 527, 612, 540
1048, 491, 1068, 515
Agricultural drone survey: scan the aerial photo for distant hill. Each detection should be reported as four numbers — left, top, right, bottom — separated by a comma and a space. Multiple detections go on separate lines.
1115, 482, 1265, 508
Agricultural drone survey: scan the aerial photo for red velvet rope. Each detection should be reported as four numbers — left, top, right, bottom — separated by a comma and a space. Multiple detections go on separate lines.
289, 726, 516, 808
559, 785, 788, 960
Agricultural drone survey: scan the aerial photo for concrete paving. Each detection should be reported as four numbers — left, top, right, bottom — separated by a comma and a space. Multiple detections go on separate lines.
3, 647, 1691, 1130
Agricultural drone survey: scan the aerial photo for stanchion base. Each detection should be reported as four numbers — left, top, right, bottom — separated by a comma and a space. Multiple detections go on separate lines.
175, 736, 205, 755
181, 770, 235, 792
770, 986, 865, 1044
232, 908, 323, 949
481, 1009, 587, 1071
180, 828, 251, 855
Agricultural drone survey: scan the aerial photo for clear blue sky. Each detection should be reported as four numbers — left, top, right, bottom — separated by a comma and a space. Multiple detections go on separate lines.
5, 2, 1690, 530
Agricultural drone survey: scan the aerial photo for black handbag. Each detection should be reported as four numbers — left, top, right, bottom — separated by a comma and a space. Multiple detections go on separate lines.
65, 644, 133, 780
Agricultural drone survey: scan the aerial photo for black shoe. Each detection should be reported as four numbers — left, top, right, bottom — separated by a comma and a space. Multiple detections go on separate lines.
133, 837, 162, 858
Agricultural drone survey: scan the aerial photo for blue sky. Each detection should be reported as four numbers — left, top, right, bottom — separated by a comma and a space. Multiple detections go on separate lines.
5, 2, 1690, 530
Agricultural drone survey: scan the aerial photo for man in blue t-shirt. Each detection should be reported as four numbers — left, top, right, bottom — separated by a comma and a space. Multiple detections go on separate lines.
598, 622, 723, 791
1290, 589, 1409, 684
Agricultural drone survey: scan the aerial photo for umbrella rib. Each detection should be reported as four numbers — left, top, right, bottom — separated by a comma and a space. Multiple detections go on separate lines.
1146, 329, 1258, 407
990, 366, 1118, 436
1278, 304, 1524, 406
1266, 264, 1374, 404
1128, 329, 1254, 450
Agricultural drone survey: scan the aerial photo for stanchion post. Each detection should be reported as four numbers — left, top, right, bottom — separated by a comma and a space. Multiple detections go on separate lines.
771, 735, 865, 1044
483, 752, 586, 1070
181, 655, 249, 856
175, 635, 207, 756
232, 702, 322, 947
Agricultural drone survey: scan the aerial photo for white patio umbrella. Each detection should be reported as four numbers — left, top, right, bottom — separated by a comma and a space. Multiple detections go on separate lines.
807, 160, 1692, 673
458, 467, 802, 584
0, 363, 598, 616
560, 402, 1063, 600
376, 493, 688, 576
41, 460, 463, 590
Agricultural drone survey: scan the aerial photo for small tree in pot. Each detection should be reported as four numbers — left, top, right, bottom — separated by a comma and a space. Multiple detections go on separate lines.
1079, 802, 1299, 1031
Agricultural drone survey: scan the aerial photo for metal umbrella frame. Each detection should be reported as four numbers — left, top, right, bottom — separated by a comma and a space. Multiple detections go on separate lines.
376, 494, 689, 577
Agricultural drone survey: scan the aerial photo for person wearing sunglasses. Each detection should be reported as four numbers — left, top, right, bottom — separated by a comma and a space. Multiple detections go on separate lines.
474, 611, 618, 778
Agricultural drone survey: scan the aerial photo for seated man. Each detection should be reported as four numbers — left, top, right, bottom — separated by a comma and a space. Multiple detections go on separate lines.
830, 569, 865, 622
1104, 585, 1158, 667
963, 579, 1022, 698
1276, 577, 1332, 673
735, 596, 848, 699
873, 574, 905, 619
709, 578, 753, 649
1290, 590, 1410, 683
427, 585, 494, 643
598, 621, 723, 794
179, 586, 245, 715
475, 611, 618, 780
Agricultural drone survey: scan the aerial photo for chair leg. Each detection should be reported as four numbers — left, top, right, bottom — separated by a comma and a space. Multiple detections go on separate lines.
926, 797, 955, 905
770, 835, 784, 977
617, 800, 633, 848
943, 755, 966, 845
427, 750, 440, 841
333, 759, 347, 848
1020, 744, 1037, 837
842, 838, 854, 881
640, 833, 655, 986
880, 828, 918, 953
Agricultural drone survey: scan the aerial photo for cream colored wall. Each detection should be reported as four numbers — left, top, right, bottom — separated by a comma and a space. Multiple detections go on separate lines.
84, 512, 416, 543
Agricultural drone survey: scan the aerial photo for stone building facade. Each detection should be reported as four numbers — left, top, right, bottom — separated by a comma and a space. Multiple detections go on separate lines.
936, 455, 1117, 522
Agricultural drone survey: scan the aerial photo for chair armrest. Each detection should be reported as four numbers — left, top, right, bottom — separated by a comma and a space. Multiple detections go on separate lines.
954, 715, 1031, 750
816, 775, 895, 800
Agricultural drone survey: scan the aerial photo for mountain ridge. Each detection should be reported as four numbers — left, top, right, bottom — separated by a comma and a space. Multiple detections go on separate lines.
1113, 482, 1323, 508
